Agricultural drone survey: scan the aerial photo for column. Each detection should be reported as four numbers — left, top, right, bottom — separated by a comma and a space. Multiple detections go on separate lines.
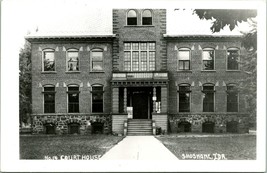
161, 86, 168, 113
124, 87, 127, 113
153, 87, 156, 113
112, 87, 119, 113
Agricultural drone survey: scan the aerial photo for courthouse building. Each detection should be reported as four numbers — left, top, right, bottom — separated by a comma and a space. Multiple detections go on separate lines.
26, 9, 250, 135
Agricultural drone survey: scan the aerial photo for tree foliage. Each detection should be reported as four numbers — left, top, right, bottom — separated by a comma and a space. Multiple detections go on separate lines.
19, 40, 32, 126
194, 9, 257, 128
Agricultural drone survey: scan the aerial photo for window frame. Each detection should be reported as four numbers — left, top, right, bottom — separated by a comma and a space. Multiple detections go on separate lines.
42, 48, 56, 72
126, 9, 137, 26
67, 84, 80, 113
91, 84, 104, 113
178, 48, 191, 71
123, 42, 156, 71
66, 48, 80, 72
178, 84, 191, 112
42, 84, 56, 113
202, 83, 215, 112
202, 48, 215, 71
142, 9, 153, 25
226, 48, 240, 71
226, 84, 239, 112
91, 48, 104, 72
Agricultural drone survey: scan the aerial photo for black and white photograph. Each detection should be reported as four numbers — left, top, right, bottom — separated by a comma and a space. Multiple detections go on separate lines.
1, 0, 266, 172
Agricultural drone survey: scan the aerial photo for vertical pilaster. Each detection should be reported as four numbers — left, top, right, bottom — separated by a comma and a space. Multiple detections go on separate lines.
161, 86, 167, 113
153, 87, 156, 113
124, 87, 127, 113
112, 87, 119, 113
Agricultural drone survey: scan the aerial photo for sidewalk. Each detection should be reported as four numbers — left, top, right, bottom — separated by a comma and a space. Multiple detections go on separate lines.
100, 136, 178, 160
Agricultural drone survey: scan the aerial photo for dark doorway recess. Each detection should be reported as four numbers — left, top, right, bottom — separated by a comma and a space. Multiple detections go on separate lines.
178, 121, 192, 132
44, 123, 56, 134
91, 122, 104, 134
202, 121, 215, 133
68, 123, 80, 134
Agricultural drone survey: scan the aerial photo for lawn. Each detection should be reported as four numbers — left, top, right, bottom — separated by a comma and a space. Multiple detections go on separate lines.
157, 134, 256, 160
20, 134, 124, 160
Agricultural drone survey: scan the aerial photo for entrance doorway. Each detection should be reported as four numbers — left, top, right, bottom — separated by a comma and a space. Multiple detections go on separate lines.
127, 87, 153, 119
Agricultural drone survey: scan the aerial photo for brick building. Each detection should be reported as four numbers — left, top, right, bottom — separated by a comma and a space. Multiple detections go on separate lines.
26, 9, 250, 135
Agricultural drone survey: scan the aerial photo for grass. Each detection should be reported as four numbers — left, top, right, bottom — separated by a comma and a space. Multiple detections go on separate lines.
157, 134, 256, 160
20, 134, 124, 160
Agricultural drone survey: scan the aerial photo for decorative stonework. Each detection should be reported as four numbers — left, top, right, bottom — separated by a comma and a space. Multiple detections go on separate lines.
32, 114, 111, 134
169, 113, 249, 133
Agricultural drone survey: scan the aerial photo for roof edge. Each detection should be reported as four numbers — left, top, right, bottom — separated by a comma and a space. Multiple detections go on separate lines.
163, 34, 243, 38
25, 34, 116, 40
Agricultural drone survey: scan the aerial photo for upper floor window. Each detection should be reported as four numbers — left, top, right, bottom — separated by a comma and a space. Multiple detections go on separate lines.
67, 49, 79, 71
43, 85, 55, 113
227, 84, 238, 112
91, 49, 104, 71
178, 48, 190, 70
124, 42, 156, 71
91, 85, 104, 113
202, 48, 215, 70
67, 85, 79, 113
227, 48, 240, 70
202, 84, 215, 112
43, 49, 55, 71
178, 84, 191, 112
127, 10, 137, 25
142, 10, 152, 25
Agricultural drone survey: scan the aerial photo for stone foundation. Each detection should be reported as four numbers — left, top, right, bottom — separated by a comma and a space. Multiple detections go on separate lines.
169, 113, 249, 134
32, 114, 112, 134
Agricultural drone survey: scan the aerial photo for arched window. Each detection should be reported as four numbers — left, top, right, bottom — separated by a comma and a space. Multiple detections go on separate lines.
202, 48, 215, 70
178, 84, 191, 112
43, 85, 55, 113
202, 121, 215, 133
142, 9, 152, 25
67, 84, 80, 113
67, 49, 79, 71
91, 49, 104, 71
178, 48, 191, 70
127, 10, 137, 25
202, 83, 215, 112
91, 84, 104, 113
226, 84, 238, 112
227, 48, 240, 70
42, 49, 55, 71
178, 121, 191, 132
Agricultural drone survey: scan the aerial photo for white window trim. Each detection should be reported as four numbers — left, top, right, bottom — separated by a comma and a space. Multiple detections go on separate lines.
141, 9, 153, 25
42, 48, 56, 72
123, 42, 156, 71
202, 48, 215, 71
126, 9, 138, 26
226, 48, 240, 71
66, 48, 80, 72
202, 83, 215, 112
177, 48, 191, 71
90, 48, 104, 72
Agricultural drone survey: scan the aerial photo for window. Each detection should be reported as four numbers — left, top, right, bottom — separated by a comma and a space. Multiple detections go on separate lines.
202, 84, 215, 112
127, 10, 137, 25
227, 84, 238, 112
43, 85, 55, 113
178, 84, 191, 112
67, 49, 79, 71
142, 10, 152, 25
67, 85, 79, 113
43, 49, 55, 71
91, 49, 104, 71
227, 48, 240, 70
124, 42, 156, 71
92, 85, 104, 113
178, 48, 190, 70
202, 48, 215, 70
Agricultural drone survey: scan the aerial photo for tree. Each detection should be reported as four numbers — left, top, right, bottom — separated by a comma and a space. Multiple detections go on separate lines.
193, 9, 257, 129
19, 40, 32, 126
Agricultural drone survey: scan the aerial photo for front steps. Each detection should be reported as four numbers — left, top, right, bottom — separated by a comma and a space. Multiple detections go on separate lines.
127, 119, 153, 135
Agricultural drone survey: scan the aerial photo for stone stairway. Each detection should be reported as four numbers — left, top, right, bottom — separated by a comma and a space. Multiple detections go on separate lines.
127, 119, 153, 135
